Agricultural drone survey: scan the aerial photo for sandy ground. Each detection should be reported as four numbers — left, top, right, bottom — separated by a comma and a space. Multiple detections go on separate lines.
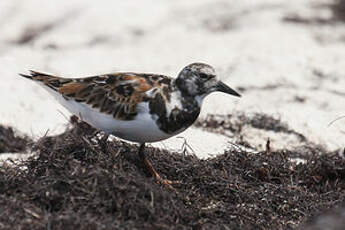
0, 0, 344, 158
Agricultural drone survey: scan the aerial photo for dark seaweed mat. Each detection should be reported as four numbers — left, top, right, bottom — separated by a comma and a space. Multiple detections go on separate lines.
195, 112, 307, 149
0, 121, 345, 230
0, 126, 30, 153
282, 0, 345, 25
195, 113, 305, 139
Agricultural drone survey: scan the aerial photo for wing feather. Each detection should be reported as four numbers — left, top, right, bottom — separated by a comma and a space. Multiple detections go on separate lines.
20, 71, 173, 120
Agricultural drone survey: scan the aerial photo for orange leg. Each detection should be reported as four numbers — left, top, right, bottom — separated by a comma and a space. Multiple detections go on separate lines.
138, 143, 178, 186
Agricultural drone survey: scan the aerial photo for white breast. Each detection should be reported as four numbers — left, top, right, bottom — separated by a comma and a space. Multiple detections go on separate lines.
66, 100, 174, 143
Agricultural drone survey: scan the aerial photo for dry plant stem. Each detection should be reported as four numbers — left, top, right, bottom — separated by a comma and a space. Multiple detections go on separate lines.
266, 138, 271, 155
99, 134, 109, 152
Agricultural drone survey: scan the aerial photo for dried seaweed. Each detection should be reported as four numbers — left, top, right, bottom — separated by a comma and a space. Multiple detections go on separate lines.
0, 119, 344, 229
0, 126, 30, 153
195, 113, 307, 142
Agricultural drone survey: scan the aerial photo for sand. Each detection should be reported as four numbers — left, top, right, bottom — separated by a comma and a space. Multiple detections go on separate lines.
0, 0, 344, 159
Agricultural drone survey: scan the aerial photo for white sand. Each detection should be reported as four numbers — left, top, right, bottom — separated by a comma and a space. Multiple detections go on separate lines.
0, 0, 344, 159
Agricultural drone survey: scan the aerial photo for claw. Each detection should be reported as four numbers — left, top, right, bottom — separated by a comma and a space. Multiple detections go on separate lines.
155, 174, 180, 186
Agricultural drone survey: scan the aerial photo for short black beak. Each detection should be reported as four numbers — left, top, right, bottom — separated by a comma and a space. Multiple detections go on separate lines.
216, 81, 241, 97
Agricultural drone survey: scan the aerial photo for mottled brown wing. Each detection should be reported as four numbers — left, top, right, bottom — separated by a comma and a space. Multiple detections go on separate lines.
63, 73, 157, 120
20, 71, 170, 120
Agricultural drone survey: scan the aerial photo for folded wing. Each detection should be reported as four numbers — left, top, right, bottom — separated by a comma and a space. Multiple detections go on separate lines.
20, 70, 169, 120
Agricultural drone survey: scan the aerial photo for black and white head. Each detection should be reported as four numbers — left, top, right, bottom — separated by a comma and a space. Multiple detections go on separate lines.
175, 63, 241, 100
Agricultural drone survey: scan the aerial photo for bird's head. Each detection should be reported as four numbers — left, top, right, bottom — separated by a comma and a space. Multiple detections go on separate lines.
175, 63, 241, 100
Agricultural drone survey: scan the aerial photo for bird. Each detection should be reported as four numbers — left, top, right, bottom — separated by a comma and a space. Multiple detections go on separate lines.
20, 63, 241, 185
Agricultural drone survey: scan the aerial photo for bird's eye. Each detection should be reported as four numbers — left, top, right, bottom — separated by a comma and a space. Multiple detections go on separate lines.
199, 73, 210, 79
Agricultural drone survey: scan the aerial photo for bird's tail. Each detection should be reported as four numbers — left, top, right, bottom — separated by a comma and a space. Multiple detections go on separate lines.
19, 70, 72, 91
19, 70, 56, 81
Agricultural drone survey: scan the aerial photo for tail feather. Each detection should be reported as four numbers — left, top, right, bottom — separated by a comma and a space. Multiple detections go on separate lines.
19, 70, 72, 91
19, 73, 32, 79
19, 70, 56, 81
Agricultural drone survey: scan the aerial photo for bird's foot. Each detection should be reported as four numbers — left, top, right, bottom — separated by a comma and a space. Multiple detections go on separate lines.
154, 174, 180, 188
138, 143, 180, 189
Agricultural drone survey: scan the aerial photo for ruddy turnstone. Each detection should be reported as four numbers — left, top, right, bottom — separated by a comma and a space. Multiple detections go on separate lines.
20, 63, 240, 185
